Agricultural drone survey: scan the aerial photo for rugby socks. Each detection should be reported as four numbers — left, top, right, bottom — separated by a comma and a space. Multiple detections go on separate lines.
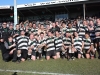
39, 53, 42, 59
17, 54, 21, 61
71, 53, 75, 58
28, 53, 31, 59
61, 52, 65, 59
68, 53, 71, 60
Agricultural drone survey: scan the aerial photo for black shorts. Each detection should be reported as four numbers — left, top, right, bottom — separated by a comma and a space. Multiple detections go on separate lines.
20, 49, 28, 59
56, 48, 62, 53
92, 39, 96, 44
46, 50, 56, 56
32, 50, 36, 56
95, 38, 100, 50
77, 50, 82, 54
84, 49, 89, 54
76, 48, 82, 54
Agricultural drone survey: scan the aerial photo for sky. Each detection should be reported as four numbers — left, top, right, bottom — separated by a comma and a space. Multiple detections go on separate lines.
0, 0, 53, 6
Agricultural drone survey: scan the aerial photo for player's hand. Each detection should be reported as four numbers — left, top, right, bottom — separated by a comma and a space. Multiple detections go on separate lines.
9, 50, 13, 54
31, 46, 34, 49
0, 39, 4, 42
12, 43, 16, 47
87, 50, 90, 54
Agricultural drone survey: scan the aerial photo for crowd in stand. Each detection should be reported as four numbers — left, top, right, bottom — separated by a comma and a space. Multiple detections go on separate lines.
0, 17, 100, 63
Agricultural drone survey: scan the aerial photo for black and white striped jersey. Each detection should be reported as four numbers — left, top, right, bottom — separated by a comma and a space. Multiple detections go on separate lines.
61, 27, 67, 34
16, 36, 29, 50
95, 25, 100, 38
73, 25, 78, 32
88, 26, 95, 40
28, 39, 37, 50
8, 29, 15, 36
54, 37, 63, 50
39, 37, 46, 45
78, 24, 88, 38
45, 37, 55, 51
63, 37, 72, 46
14, 29, 21, 35
73, 37, 83, 51
66, 27, 76, 35
83, 38, 93, 50
31, 28, 38, 34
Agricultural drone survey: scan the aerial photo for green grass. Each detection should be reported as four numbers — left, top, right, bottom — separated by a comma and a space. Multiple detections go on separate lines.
0, 51, 100, 75
0, 72, 47, 75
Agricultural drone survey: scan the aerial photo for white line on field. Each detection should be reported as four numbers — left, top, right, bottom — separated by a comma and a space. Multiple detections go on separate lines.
0, 69, 76, 75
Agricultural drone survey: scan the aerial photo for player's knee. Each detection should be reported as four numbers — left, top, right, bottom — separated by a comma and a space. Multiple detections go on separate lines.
17, 50, 21, 54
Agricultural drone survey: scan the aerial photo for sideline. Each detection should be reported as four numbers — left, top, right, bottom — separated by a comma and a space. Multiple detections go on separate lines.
0, 69, 76, 75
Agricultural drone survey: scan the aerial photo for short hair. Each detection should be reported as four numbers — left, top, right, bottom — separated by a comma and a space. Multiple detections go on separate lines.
48, 30, 53, 34
67, 23, 72, 26
62, 21, 66, 24
8, 36, 13, 39
85, 31, 90, 35
34, 33, 39, 36
65, 31, 70, 33
40, 32, 44, 35
16, 24, 19, 26
20, 30, 25, 32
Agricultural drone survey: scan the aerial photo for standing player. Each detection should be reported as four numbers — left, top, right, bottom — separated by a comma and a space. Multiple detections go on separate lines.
36, 32, 46, 60
13, 24, 21, 38
66, 23, 76, 36
95, 18, 100, 59
61, 22, 67, 36
62, 32, 72, 60
31, 23, 38, 34
28, 33, 37, 61
72, 31, 84, 59
45, 31, 56, 60
16, 30, 29, 62
55, 31, 63, 59
8, 23, 14, 37
1, 22, 9, 42
78, 20, 88, 38
83, 32, 94, 59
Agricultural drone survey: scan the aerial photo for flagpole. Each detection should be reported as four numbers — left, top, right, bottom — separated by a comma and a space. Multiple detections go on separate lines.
14, 0, 17, 29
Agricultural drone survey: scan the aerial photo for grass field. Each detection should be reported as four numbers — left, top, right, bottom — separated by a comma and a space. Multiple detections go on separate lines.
0, 52, 100, 75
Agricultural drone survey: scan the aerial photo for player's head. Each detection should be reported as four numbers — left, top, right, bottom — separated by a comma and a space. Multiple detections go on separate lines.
85, 31, 90, 39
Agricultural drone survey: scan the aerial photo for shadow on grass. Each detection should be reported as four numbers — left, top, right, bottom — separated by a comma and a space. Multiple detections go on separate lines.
12, 72, 17, 75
